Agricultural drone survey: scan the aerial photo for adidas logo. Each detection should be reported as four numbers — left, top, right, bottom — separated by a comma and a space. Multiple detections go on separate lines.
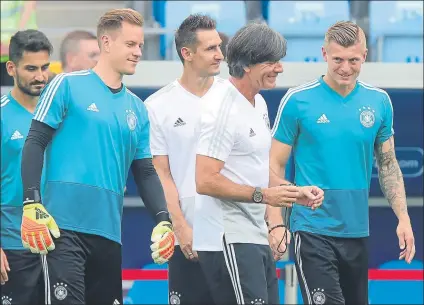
249, 128, 256, 137
113, 299, 120, 305
35, 208, 49, 220
317, 114, 330, 124
11, 130, 23, 140
173, 117, 186, 127
87, 103, 99, 112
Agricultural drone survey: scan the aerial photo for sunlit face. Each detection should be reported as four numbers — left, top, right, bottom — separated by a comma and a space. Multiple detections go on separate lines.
7, 50, 50, 96
102, 22, 144, 75
67, 39, 99, 72
245, 61, 283, 90
183, 29, 223, 77
322, 41, 367, 88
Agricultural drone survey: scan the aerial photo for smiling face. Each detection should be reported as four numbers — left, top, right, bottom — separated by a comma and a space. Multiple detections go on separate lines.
323, 41, 367, 88
245, 61, 283, 90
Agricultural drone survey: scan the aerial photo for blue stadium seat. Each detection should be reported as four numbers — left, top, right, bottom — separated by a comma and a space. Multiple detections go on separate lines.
369, 1, 423, 62
164, 1, 246, 60
268, 1, 350, 62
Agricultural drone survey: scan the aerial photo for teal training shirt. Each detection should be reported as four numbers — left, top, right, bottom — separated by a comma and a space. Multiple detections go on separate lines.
272, 77, 394, 238
33, 70, 151, 244
1, 93, 33, 249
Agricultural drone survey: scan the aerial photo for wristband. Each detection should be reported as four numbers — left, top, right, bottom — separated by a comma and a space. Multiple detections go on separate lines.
268, 224, 287, 234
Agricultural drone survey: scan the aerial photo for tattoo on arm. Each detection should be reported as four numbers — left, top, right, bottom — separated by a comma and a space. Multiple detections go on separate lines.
375, 137, 408, 218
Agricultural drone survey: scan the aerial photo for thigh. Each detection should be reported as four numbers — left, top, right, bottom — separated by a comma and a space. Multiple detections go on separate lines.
198, 250, 238, 305
84, 233, 123, 305
45, 229, 86, 304
1, 249, 44, 305
339, 237, 369, 305
168, 246, 213, 304
264, 247, 280, 305
225, 242, 270, 305
294, 231, 345, 305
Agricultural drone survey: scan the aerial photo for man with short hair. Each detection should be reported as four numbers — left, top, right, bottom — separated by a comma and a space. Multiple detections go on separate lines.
194, 22, 324, 305
146, 14, 224, 305
270, 21, 416, 304
60, 30, 99, 73
1, 29, 52, 305
20, 9, 175, 304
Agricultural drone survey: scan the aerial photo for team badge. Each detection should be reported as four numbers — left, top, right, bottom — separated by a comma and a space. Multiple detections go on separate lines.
169, 291, 181, 304
263, 113, 271, 130
126, 110, 137, 131
359, 106, 375, 128
251, 298, 265, 304
2, 296, 12, 305
53, 282, 68, 300
312, 288, 326, 305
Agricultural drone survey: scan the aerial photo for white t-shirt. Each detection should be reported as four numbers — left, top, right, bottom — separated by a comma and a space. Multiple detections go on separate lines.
145, 77, 221, 245
193, 79, 271, 251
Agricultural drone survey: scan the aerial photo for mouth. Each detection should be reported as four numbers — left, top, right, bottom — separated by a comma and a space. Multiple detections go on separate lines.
32, 84, 45, 88
128, 59, 138, 64
338, 74, 352, 79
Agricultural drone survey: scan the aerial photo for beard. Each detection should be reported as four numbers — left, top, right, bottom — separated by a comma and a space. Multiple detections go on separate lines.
16, 73, 45, 97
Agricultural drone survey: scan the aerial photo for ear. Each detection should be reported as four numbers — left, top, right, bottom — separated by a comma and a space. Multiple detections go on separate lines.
101, 34, 111, 53
243, 66, 251, 73
363, 48, 368, 63
322, 46, 328, 62
6, 61, 16, 78
180, 46, 193, 62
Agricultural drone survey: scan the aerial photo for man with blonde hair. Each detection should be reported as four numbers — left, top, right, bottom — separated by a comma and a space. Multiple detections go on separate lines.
270, 21, 415, 304
20, 9, 175, 304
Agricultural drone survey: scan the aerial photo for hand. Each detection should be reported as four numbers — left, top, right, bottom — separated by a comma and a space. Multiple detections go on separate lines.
397, 218, 415, 264
174, 224, 198, 261
150, 221, 175, 264
268, 226, 290, 261
262, 185, 300, 207
296, 186, 324, 210
1, 248, 10, 285
21, 203, 60, 254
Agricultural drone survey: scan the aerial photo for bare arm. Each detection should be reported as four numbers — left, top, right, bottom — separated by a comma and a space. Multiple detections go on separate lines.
196, 155, 256, 202
152, 156, 187, 229
374, 136, 409, 221
18, 1, 37, 29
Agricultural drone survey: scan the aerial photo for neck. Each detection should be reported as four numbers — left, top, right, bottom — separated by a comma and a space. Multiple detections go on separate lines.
229, 76, 258, 106
323, 73, 356, 97
92, 57, 123, 89
10, 87, 38, 113
179, 68, 214, 97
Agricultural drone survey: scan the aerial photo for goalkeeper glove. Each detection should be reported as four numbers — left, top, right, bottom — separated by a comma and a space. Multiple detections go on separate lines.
150, 221, 175, 264
21, 203, 60, 254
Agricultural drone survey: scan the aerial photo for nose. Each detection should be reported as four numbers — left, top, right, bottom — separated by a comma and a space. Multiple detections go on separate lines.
216, 48, 224, 61
134, 46, 142, 58
274, 61, 283, 73
34, 69, 46, 82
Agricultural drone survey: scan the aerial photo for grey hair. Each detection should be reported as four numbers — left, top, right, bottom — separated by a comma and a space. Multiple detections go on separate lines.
324, 21, 366, 48
226, 22, 287, 78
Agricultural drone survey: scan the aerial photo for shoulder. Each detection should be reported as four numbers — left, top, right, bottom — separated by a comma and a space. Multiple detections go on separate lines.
144, 81, 178, 109
357, 80, 391, 103
1, 94, 11, 110
203, 80, 237, 114
45, 70, 92, 92
283, 79, 322, 102
125, 88, 148, 115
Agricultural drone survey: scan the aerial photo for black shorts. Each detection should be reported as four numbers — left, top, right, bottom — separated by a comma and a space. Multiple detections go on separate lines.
168, 245, 212, 304
293, 231, 368, 305
0, 249, 45, 305
197, 236, 279, 305
43, 229, 122, 305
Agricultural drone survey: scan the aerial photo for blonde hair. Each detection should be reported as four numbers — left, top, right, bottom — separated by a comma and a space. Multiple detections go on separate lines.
97, 8, 144, 39
324, 21, 366, 48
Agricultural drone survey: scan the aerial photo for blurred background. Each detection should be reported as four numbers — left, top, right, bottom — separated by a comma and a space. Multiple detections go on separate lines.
1, 1, 423, 304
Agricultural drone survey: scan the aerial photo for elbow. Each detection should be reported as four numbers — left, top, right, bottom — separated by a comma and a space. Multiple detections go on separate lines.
195, 176, 208, 195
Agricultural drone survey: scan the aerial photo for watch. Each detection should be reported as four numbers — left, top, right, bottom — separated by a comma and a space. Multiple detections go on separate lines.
252, 187, 263, 203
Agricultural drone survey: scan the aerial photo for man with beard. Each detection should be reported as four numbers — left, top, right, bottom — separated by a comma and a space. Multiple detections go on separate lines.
1, 29, 52, 304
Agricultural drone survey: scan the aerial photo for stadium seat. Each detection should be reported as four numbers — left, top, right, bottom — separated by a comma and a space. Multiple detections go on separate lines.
268, 1, 350, 62
369, 1, 423, 62
164, 1, 246, 60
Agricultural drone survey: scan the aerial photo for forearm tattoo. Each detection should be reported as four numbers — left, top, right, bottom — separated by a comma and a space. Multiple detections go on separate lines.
375, 138, 408, 217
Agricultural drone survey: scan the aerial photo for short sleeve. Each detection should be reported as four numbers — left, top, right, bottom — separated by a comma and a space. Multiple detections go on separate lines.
376, 93, 394, 144
33, 73, 69, 129
145, 104, 168, 156
271, 90, 299, 145
134, 105, 152, 160
196, 90, 238, 162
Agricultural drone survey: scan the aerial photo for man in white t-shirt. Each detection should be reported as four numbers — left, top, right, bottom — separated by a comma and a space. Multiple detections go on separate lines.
145, 14, 224, 304
194, 22, 325, 305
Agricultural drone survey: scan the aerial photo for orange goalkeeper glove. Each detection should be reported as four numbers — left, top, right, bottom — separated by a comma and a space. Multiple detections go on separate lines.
150, 221, 175, 264
21, 203, 60, 254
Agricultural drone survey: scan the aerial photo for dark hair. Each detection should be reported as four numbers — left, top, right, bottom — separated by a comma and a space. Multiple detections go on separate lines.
218, 32, 229, 60
60, 30, 97, 67
9, 29, 53, 64
227, 22, 287, 78
175, 14, 216, 63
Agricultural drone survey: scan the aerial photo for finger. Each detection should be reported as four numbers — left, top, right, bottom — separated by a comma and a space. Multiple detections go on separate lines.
286, 231, 291, 245
34, 231, 48, 255
406, 239, 414, 263
180, 246, 190, 260
398, 234, 406, 250
407, 245, 416, 263
27, 233, 39, 254
191, 250, 199, 260
42, 228, 55, 252
302, 189, 317, 200
21, 229, 30, 249
3, 255, 9, 272
279, 185, 299, 192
